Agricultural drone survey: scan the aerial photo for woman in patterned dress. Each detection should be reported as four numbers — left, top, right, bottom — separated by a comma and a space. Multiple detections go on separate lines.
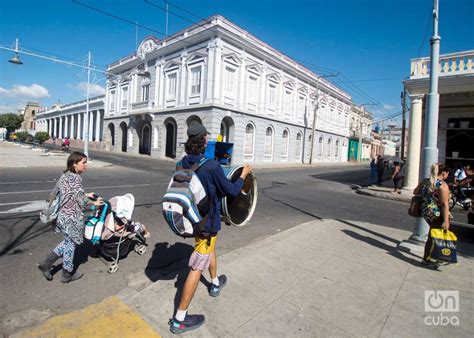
414, 163, 450, 269
38, 152, 103, 283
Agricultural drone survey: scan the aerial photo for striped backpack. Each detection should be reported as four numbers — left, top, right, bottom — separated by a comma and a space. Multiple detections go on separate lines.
162, 158, 210, 237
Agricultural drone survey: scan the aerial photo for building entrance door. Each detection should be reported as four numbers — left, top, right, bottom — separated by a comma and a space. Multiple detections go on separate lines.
165, 121, 176, 158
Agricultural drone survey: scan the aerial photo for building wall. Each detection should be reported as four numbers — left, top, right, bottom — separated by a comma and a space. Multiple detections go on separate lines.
21, 102, 39, 133
104, 16, 353, 165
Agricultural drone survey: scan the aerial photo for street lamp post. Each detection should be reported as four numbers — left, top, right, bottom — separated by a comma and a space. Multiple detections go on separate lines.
309, 78, 320, 165
398, 0, 441, 253
1, 39, 107, 158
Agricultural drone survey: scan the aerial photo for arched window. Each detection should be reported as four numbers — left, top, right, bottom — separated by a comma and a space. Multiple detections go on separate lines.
295, 132, 302, 159
317, 136, 323, 157
335, 139, 339, 158
264, 126, 273, 159
244, 123, 255, 160
326, 138, 332, 159
281, 130, 289, 158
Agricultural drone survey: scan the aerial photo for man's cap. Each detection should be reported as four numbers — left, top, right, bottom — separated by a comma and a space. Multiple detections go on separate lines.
187, 122, 209, 138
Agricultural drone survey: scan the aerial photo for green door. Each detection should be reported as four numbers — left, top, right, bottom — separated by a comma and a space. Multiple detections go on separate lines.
348, 139, 359, 161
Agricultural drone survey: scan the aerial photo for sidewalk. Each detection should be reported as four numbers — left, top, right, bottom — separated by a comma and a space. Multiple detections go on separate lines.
13, 218, 474, 337
0, 140, 111, 168
356, 175, 412, 203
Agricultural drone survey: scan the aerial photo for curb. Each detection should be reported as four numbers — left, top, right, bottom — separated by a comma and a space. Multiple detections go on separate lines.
356, 188, 411, 203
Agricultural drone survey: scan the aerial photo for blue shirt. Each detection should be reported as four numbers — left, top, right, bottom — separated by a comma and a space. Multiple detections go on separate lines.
179, 154, 244, 233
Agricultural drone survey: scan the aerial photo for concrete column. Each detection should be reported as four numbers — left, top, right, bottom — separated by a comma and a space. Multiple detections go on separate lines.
179, 52, 188, 106
212, 40, 222, 103
95, 110, 101, 141
157, 62, 164, 108
205, 40, 218, 104
88, 111, 94, 141
238, 52, 246, 109
69, 115, 74, 138
259, 64, 266, 114
79, 113, 83, 140
403, 94, 424, 190
59, 117, 63, 139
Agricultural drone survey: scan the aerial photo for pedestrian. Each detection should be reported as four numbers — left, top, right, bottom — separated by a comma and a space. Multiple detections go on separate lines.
414, 163, 450, 269
369, 158, 377, 185
168, 122, 252, 334
391, 161, 404, 194
38, 151, 103, 283
376, 155, 385, 185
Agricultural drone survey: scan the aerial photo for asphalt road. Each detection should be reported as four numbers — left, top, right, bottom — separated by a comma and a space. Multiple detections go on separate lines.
1, 153, 473, 335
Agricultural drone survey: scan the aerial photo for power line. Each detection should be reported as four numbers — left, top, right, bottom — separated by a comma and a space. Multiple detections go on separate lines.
417, 8, 433, 58
72, 0, 167, 37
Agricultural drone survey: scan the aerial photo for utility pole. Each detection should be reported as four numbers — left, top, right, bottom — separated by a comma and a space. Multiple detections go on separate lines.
309, 78, 320, 164
308, 72, 338, 164
302, 105, 307, 163
309, 89, 319, 164
412, 0, 441, 242
84, 51, 91, 158
398, 0, 441, 253
401, 88, 407, 161
358, 118, 363, 162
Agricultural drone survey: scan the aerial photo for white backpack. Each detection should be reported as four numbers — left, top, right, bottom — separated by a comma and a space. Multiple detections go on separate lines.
162, 158, 210, 237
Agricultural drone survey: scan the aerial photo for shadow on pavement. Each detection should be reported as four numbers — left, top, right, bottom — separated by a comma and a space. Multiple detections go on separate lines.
0, 214, 51, 256
144, 241, 213, 316
341, 229, 426, 268
336, 219, 399, 245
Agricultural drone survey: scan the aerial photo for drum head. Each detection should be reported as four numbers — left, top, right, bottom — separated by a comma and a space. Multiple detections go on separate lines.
222, 166, 258, 226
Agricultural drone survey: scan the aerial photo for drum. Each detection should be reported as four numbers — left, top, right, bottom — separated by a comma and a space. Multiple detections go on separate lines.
221, 165, 258, 226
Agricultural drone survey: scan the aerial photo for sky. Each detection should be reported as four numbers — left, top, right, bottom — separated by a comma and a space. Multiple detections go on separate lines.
0, 0, 473, 125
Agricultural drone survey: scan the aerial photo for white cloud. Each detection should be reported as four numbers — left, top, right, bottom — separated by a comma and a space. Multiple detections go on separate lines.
0, 87, 9, 96
0, 84, 50, 99
72, 82, 105, 97
383, 104, 396, 110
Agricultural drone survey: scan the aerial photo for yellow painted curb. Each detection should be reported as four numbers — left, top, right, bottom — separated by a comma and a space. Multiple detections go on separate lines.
13, 296, 161, 338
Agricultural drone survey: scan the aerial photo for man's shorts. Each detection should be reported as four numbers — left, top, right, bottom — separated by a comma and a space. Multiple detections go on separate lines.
188, 235, 217, 271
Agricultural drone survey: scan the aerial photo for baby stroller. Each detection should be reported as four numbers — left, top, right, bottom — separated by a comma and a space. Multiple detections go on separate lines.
85, 193, 148, 274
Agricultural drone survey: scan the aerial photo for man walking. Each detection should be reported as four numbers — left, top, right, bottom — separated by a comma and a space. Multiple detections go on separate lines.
168, 122, 252, 334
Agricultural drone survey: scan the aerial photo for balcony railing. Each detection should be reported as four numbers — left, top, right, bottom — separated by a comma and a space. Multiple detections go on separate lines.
410, 50, 474, 79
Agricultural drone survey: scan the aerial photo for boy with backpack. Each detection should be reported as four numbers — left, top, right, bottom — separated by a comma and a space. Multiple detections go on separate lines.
166, 122, 252, 334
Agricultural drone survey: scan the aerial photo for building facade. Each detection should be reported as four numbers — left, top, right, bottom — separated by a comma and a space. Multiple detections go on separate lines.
35, 96, 105, 149
20, 102, 39, 133
103, 15, 352, 165
347, 105, 373, 162
403, 50, 474, 189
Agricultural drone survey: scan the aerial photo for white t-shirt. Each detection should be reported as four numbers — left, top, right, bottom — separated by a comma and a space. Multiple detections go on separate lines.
455, 169, 467, 181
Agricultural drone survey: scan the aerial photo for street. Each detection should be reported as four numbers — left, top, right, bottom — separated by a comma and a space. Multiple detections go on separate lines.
1, 151, 473, 335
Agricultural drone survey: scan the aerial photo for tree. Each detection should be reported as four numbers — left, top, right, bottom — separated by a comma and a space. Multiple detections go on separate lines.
0, 113, 23, 139
34, 131, 50, 145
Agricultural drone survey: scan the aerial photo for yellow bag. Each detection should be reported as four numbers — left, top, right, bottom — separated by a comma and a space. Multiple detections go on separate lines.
429, 229, 458, 263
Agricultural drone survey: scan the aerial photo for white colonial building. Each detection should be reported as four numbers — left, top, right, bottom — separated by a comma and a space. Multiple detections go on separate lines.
404, 50, 474, 189
103, 15, 352, 164
35, 96, 105, 149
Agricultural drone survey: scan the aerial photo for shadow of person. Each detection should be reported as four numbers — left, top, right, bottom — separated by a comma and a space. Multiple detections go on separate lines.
341, 229, 430, 269
145, 241, 213, 316
145, 242, 194, 282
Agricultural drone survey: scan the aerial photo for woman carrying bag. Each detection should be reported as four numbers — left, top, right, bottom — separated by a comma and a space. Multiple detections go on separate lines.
413, 163, 451, 269
38, 152, 103, 283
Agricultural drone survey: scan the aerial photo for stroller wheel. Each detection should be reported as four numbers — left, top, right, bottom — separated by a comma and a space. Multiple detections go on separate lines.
134, 244, 147, 255
107, 262, 119, 274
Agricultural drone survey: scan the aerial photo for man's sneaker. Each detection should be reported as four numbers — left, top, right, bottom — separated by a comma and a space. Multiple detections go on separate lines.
169, 314, 205, 334
209, 274, 227, 297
